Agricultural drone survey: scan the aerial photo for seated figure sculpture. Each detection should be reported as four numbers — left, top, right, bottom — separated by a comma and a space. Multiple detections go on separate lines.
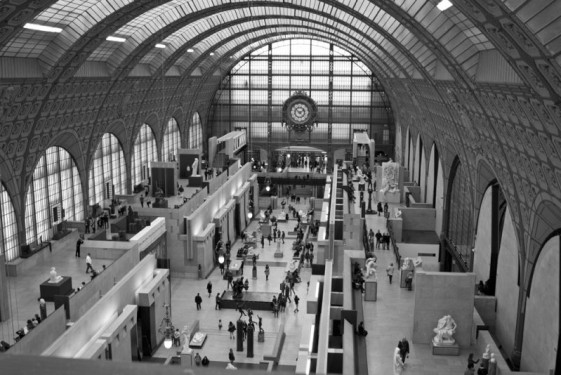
432, 315, 457, 345
48, 267, 62, 283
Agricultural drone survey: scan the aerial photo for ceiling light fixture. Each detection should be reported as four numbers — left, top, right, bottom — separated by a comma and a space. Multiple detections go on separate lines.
155, 43, 166, 49
187, 48, 194, 53
23, 23, 62, 33
106, 36, 126, 43
437, 0, 453, 11
210, 52, 215, 56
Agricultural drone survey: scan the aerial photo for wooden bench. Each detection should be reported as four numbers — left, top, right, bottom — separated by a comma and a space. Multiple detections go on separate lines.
263, 322, 286, 367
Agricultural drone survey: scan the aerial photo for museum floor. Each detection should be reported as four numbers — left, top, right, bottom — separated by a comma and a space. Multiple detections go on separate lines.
1, 188, 471, 374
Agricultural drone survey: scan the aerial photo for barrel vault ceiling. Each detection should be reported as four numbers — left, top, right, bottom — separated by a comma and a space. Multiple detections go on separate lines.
1, 0, 561, 262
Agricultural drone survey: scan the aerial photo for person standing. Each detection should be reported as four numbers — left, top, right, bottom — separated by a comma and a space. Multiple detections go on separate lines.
273, 230, 277, 242
386, 263, 395, 284
140, 194, 144, 207
75, 236, 84, 257
195, 293, 202, 310
207, 281, 213, 297
215, 293, 222, 310
393, 344, 404, 375
265, 264, 270, 280
294, 295, 300, 313
267, 234, 272, 245
377, 202, 383, 216
383, 202, 389, 216
228, 322, 236, 339
226, 270, 233, 290
85, 253, 94, 273
375, 230, 382, 249
309, 251, 314, 266
38, 298, 47, 320
84, 217, 90, 234
281, 231, 285, 244
261, 235, 265, 249
398, 337, 410, 364
228, 348, 235, 364
173, 329, 181, 347
467, 353, 479, 368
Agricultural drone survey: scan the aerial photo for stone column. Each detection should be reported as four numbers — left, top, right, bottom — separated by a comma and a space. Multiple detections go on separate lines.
247, 323, 254, 358
236, 320, 244, 352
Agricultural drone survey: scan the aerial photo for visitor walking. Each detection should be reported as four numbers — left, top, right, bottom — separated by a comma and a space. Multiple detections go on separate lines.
265, 264, 270, 280
228, 321, 236, 339
281, 231, 285, 244
375, 230, 382, 249
140, 195, 144, 207
195, 293, 202, 310
294, 294, 300, 313
207, 281, 213, 297
85, 253, 94, 273
228, 348, 235, 364
215, 293, 222, 310
393, 344, 404, 375
261, 236, 265, 248
386, 263, 395, 284
76, 236, 84, 257
398, 337, 410, 364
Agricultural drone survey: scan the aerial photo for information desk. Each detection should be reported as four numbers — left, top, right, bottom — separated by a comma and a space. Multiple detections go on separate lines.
40, 276, 73, 302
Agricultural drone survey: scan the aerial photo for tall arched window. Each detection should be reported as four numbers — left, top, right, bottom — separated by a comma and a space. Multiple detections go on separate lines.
131, 124, 158, 188
89, 133, 127, 205
162, 118, 181, 161
189, 112, 202, 149
446, 157, 474, 269
25, 147, 84, 244
0, 183, 18, 261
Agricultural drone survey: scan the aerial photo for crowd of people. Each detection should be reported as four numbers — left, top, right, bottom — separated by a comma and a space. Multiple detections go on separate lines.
368, 228, 392, 250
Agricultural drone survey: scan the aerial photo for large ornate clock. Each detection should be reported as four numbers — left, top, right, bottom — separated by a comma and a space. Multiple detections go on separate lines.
282, 91, 318, 133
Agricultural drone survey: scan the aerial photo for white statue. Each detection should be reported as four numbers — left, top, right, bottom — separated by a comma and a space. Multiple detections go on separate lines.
401, 257, 414, 271
192, 158, 199, 176
432, 315, 457, 345
365, 258, 377, 280
380, 160, 400, 194
49, 267, 62, 283
395, 208, 402, 218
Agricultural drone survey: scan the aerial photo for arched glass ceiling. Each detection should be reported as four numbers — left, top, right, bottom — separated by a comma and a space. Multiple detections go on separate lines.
0, 0, 499, 82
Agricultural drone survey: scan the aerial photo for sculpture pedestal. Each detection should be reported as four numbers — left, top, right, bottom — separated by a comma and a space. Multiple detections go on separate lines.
364, 280, 377, 301
180, 346, 194, 368
40, 276, 73, 302
432, 342, 459, 356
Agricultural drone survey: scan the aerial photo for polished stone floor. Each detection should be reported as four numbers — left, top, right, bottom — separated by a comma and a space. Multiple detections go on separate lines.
0, 230, 115, 345
1, 183, 472, 374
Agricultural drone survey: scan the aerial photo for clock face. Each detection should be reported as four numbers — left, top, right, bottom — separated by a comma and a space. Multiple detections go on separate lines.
282, 91, 318, 133
289, 102, 311, 124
